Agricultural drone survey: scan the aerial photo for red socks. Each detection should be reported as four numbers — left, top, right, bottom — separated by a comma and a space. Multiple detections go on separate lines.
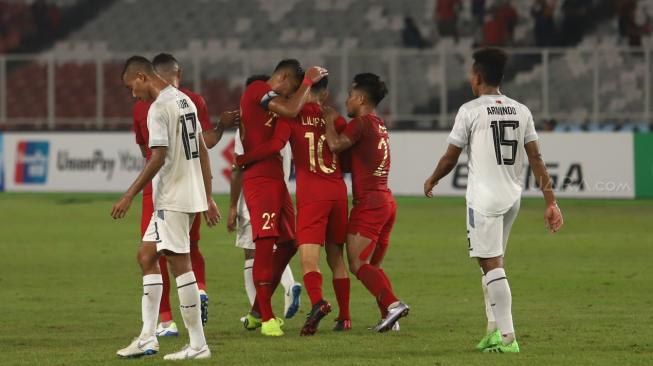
356, 264, 399, 309
377, 269, 392, 318
252, 237, 276, 321
189, 241, 206, 291
303, 271, 324, 306
332, 278, 351, 320
158, 256, 173, 322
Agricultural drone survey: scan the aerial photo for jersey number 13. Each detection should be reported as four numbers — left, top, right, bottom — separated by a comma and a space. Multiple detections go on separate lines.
179, 112, 200, 160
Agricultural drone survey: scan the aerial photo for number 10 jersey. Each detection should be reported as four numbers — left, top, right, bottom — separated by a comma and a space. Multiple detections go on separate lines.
447, 94, 538, 216
148, 85, 208, 213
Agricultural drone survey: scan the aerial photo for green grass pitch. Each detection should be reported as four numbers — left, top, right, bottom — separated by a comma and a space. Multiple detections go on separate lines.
1, 193, 651, 365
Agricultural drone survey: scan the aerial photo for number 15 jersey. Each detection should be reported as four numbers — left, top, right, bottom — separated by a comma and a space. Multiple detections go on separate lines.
148, 85, 208, 213
448, 94, 538, 216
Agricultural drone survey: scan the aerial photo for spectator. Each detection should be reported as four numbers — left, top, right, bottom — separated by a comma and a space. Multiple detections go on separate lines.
628, 3, 651, 46
32, 0, 51, 34
542, 119, 557, 131
402, 16, 428, 49
435, 0, 462, 42
495, 0, 518, 43
561, 0, 590, 46
532, 0, 557, 47
618, 0, 637, 43
483, 10, 508, 46
472, 0, 486, 26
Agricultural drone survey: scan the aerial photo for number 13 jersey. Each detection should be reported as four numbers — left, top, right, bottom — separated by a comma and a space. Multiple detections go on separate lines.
448, 94, 538, 216
148, 85, 208, 213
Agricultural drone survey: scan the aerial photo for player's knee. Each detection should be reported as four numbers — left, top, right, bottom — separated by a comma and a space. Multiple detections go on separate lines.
348, 259, 361, 276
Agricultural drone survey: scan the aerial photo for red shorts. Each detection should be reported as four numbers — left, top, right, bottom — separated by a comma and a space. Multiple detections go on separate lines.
141, 192, 201, 241
348, 192, 396, 263
243, 176, 295, 242
297, 199, 348, 246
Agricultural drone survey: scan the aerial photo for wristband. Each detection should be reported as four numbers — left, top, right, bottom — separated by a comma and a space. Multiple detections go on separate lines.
302, 77, 313, 87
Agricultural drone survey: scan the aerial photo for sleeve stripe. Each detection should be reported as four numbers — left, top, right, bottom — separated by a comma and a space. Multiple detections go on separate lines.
260, 91, 279, 109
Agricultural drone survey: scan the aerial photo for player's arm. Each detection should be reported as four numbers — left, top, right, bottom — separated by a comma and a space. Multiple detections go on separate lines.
423, 144, 463, 197
227, 163, 242, 233
235, 119, 291, 167
111, 146, 166, 219
266, 66, 328, 118
138, 145, 147, 159
198, 133, 221, 227
323, 106, 354, 153
525, 140, 563, 233
203, 110, 240, 149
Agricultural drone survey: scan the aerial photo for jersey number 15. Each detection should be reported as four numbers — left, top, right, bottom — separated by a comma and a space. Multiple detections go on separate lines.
490, 120, 519, 166
179, 112, 200, 160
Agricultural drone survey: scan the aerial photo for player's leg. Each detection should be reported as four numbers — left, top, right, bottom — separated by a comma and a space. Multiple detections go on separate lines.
326, 242, 351, 331
155, 256, 179, 336
161, 212, 210, 360
243, 249, 256, 306
116, 211, 162, 358
326, 199, 351, 331
189, 214, 209, 326
280, 263, 302, 319
468, 203, 519, 353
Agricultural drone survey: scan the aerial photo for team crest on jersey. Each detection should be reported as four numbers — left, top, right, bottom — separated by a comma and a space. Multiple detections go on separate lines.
15, 141, 49, 184
496, 100, 502, 104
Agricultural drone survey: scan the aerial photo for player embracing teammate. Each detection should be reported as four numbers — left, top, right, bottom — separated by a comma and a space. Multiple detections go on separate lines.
238, 59, 328, 336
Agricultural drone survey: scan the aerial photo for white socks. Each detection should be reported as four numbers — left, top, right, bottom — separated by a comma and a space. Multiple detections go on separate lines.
484, 268, 515, 344
176, 271, 206, 349
244, 259, 256, 306
481, 275, 497, 333
280, 264, 295, 294
140, 274, 163, 340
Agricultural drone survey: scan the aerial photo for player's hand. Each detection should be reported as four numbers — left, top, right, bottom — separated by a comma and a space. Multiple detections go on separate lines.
234, 154, 246, 169
423, 177, 437, 198
321, 105, 339, 124
218, 110, 240, 129
227, 205, 237, 233
305, 66, 328, 83
203, 198, 221, 227
111, 194, 133, 219
544, 202, 563, 233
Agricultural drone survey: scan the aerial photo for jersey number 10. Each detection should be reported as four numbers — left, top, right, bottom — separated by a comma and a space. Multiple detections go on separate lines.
490, 120, 519, 166
179, 112, 200, 160
304, 132, 337, 174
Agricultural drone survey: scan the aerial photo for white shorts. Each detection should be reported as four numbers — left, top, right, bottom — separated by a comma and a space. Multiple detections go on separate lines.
143, 210, 196, 254
467, 200, 520, 259
235, 194, 255, 250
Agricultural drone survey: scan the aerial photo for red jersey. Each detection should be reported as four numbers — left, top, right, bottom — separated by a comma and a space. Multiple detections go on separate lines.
277, 103, 347, 204
132, 87, 212, 193
341, 114, 391, 201
239, 80, 284, 181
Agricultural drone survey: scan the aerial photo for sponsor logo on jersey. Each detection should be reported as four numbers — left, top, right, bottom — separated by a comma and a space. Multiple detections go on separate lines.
15, 141, 49, 184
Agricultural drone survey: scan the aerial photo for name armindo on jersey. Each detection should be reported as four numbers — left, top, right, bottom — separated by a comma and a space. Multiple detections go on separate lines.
487, 106, 517, 116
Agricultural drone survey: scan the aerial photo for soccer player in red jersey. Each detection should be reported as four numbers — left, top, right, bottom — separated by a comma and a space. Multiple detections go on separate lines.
323, 73, 409, 333
236, 76, 351, 335
133, 53, 238, 335
238, 59, 327, 336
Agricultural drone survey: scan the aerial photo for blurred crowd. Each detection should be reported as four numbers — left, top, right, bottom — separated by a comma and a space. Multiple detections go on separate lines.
403, 0, 652, 49
0, 0, 60, 53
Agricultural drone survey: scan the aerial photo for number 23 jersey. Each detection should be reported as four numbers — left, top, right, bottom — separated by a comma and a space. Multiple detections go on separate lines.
447, 94, 538, 216
148, 85, 208, 213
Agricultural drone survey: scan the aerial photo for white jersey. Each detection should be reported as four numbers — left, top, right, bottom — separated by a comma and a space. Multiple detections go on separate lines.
148, 85, 208, 213
448, 94, 538, 215
234, 128, 291, 215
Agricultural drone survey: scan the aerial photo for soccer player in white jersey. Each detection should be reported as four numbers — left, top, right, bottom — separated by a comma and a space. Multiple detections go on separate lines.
112, 56, 220, 360
227, 76, 302, 322
423, 48, 563, 353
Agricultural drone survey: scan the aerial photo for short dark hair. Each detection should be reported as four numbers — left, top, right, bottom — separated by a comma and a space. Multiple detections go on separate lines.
472, 48, 508, 86
152, 53, 179, 70
273, 59, 304, 82
311, 76, 328, 93
245, 74, 270, 86
352, 73, 387, 106
122, 55, 154, 79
